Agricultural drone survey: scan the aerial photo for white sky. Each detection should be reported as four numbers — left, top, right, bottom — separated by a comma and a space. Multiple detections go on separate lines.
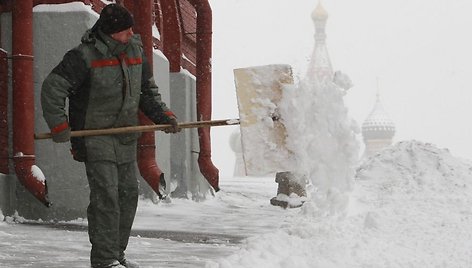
209, 0, 472, 177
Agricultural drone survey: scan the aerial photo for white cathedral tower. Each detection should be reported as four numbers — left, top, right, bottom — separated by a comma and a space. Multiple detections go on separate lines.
362, 87, 396, 157
306, 1, 334, 82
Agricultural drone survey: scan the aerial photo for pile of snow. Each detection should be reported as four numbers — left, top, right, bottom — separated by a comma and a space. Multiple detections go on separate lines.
279, 75, 359, 214
3, 211, 26, 224
208, 141, 472, 267
234, 65, 358, 193
0, 210, 26, 225
347, 140, 472, 267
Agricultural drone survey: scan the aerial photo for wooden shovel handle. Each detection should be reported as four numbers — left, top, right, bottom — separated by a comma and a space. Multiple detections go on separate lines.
34, 119, 240, 140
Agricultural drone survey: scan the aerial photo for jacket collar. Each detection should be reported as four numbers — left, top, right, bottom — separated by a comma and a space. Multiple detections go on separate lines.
81, 29, 129, 57
97, 30, 129, 57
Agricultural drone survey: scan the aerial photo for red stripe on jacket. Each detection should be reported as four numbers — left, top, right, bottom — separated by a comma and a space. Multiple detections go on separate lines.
51, 121, 69, 134
91, 57, 143, 68
164, 111, 176, 117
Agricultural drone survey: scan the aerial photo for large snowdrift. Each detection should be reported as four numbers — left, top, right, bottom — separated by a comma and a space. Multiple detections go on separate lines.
209, 140, 472, 268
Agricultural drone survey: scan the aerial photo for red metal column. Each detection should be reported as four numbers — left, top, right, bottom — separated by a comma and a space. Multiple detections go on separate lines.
12, 0, 50, 206
126, 0, 166, 198
153, 0, 162, 36
132, 0, 152, 63
122, 0, 134, 14
161, 0, 182, 72
188, 0, 219, 191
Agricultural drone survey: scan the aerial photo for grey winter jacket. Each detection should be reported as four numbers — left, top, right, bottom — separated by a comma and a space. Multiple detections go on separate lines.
41, 29, 174, 163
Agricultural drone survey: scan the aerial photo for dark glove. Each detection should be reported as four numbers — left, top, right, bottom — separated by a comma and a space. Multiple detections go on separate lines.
51, 121, 71, 143
164, 116, 181, 134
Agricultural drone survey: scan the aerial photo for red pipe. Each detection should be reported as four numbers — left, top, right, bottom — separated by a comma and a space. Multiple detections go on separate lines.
131, 0, 151, 61
0, 50, 9, 174
12, 0, 50, 206
122, 0, 133, 13
187, 0, 219, 191
152, 0, 162, 49
160, 0, 182, 72
125, 0, 166, 198
154, 0, 162, 37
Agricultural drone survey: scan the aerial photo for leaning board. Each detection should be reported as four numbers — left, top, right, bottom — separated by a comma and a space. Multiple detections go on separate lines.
233, 64, 294, 176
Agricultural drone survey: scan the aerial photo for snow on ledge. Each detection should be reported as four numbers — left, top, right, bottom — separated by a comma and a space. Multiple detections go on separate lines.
33, 2, 94, 13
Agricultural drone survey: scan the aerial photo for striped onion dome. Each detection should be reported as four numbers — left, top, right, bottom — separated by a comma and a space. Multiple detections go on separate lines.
362, 95, 395, 140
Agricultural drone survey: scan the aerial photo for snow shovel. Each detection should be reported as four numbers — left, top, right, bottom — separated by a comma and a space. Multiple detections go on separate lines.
235, 64, 309, 209
35, 119, 239, 203
34, 119, 240, 140
36, 64, 294, 176
233, 64, 294, 176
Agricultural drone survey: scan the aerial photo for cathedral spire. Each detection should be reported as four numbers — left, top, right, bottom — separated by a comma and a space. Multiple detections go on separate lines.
306, 0, 333, 82
312, 0, 328, 23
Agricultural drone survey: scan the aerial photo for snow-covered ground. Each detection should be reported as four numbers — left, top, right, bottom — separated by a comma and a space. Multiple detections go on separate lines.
2, 141, 472, 268
0, 176, 297, 268
209, 141, 472, 268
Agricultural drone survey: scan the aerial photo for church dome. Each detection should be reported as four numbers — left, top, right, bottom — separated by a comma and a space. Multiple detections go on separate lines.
362, 97, 395, 140
311, 1, 328, 21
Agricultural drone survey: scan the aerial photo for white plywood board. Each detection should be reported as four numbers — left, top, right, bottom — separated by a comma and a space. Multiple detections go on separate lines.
234, 64, 294, 176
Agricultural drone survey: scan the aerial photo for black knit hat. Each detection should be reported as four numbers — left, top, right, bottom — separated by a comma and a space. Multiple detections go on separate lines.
97, 4, 134, 35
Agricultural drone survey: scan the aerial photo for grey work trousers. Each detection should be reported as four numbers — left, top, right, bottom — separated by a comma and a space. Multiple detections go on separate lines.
85, 160, 139, 267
